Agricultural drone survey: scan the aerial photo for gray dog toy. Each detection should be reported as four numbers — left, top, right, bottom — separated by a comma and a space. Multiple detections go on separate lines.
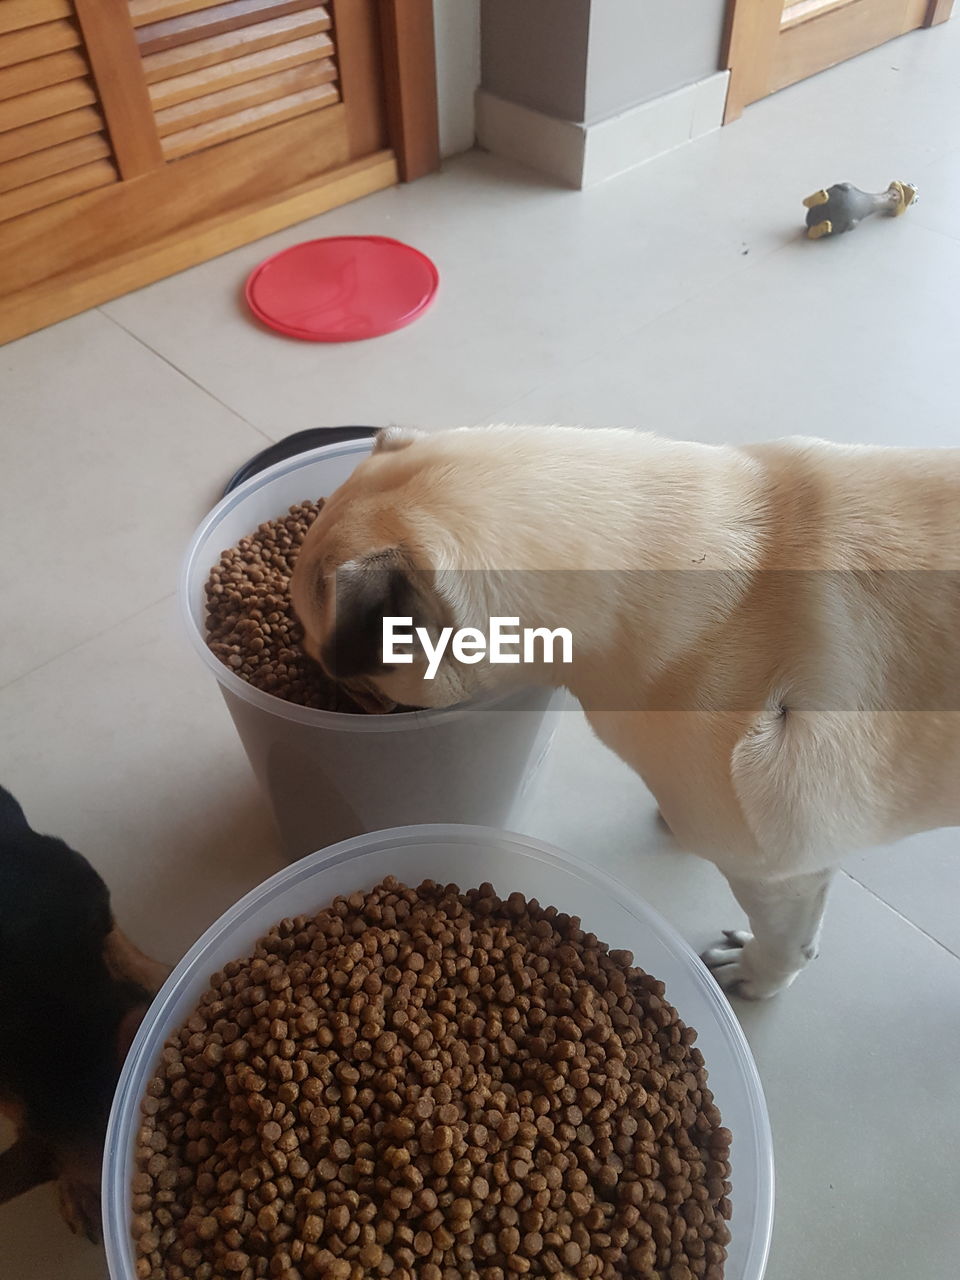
803, 180, 918, 239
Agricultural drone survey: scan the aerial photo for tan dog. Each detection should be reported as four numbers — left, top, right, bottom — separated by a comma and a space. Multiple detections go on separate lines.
290, 425, 960, 998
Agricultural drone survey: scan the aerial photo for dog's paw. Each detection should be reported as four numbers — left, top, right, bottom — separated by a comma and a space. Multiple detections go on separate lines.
701, 930, 792, 1000
58, 1174, 101, 1244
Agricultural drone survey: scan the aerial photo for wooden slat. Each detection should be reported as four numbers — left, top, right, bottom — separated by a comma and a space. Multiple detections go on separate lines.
0, 1, 73, 37
0, 21, 82, 71
0, 157, 115, 223
771, 0, 929, 93
0, 78, 96, 134
378, 0, 440, 181
332, 0, 387, 159
0, 48, 88, 101
0, 100, 350, 291
0, 150, 397, 345
137, 0, 320, 55
149, 33, 333, 109
141, 8, 330, 83
0, 105, 102, 164
154, 57, 334, 133
73, 0, 164, 178
0, 131, 109, 193
130, 0, 232, 25
162, 77, 337, 157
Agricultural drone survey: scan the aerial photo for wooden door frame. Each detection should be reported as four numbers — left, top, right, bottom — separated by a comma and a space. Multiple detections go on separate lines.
380, 0, 440, 180
722, 0, 954, 122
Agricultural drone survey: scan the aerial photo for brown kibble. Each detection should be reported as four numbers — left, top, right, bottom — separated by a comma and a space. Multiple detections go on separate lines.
569, 1192, 591, 1218
132, 880, 730, 1277
203, 500, 382, 713
562, 1241, 582, 1267
327, 1204, 349, 1232
257, 1206, 278, 1232
360, 1242, 384, 1268
302, 1215, 323, 1244
498, 1226, 521, 1253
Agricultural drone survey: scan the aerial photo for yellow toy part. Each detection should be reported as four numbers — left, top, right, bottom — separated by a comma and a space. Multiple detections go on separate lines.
803, 179, 918, 238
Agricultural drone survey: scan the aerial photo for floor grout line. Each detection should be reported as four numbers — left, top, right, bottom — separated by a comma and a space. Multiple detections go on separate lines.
0, 591, 177, 696
97, 308, 274, 446
840, 868, 960, 962
903, 217, 960, 250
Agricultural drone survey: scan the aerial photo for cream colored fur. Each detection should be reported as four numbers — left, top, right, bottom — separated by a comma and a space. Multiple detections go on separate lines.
291, 425, 960, 997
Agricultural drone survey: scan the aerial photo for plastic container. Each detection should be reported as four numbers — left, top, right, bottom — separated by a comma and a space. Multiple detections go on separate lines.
104, 825, 774, 1280
181, 438, 562, 858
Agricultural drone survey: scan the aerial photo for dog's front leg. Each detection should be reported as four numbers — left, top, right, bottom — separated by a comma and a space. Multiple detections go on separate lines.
0, 1133, 53, 1205
702, 868, 834, 999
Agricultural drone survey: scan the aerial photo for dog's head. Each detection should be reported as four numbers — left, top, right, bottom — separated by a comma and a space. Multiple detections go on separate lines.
290, 427, 514, 711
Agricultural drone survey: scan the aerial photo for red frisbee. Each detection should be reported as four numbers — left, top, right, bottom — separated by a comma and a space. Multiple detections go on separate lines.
245, 235, 439, 342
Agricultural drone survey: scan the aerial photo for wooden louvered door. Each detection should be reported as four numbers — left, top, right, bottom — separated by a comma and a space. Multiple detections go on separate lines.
0, 1, 120, 220
0, 0, 438, 344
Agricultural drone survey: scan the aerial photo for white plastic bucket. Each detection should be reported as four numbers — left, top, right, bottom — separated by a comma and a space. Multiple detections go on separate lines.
180, 440, 562, 858
104, 825, 774, 1280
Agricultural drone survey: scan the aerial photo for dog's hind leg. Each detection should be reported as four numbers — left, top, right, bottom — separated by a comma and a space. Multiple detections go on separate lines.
702, 868, 834, 999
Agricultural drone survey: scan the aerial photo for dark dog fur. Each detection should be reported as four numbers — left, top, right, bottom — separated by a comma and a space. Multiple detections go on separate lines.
0, 786, 167, 1240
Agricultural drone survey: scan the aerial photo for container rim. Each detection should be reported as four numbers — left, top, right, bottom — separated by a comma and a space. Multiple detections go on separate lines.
103, 823, 774, 1280
179, 438, 551, 732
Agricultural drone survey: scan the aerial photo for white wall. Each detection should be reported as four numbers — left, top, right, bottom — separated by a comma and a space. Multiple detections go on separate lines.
480, 0, 591, 122
584, 0, 727, 123
434, 0, 481, 156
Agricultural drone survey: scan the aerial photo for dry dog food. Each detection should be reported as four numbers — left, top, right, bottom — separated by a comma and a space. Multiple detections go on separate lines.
133, 880, 732, 1280
205, 501, 364, 713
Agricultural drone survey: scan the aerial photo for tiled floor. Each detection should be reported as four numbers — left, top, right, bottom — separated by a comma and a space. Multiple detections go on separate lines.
2, 16, 960, 1280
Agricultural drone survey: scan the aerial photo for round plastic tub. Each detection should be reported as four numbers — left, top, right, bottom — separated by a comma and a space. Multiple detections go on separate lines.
180, 439, 562, 858
104, 825, 774, 1280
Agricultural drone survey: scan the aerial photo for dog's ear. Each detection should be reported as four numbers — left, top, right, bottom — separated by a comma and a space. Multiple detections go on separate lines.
321, 548, 445, 680
0, 786, 30, 836
372, 426, 423, 455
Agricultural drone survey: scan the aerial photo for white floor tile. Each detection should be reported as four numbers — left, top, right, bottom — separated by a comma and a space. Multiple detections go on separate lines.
496, 218, 960, 448
0, 313, 266, 686
0, 1143, 107, 1280
0, 596, 282, 963
847, 826, 960, 958
909, 143, 960, 242
735, 875, 960, 1280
